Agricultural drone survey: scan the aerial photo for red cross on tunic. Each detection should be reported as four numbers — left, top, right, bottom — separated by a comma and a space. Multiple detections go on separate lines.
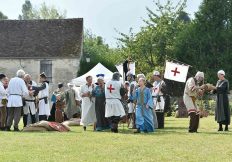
171, 67, 180, 76
107, 84, 115, 93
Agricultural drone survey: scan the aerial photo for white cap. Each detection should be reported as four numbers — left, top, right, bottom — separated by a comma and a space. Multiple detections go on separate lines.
195, 71, 204, 78
126, 71, 133, 76
217, 70, 225, 76
137, 73, 146, 80
153, 70, 160, 76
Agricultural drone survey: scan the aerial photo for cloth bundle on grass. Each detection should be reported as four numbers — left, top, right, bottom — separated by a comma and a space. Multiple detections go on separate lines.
22, 121, 71, 132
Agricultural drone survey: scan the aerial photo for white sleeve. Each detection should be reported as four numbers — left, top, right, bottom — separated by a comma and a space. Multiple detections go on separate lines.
21, 80, 29, 97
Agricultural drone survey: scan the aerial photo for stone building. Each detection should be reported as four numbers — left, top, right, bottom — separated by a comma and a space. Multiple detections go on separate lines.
0, 18, 83, 91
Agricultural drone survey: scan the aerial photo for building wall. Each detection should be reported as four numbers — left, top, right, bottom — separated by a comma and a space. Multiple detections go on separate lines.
0, 58, 80, 93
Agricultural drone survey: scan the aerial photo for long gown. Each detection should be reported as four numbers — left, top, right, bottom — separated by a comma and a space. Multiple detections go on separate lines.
135, 87, 154, 132
92, 85, 110, 131
215, 79, 230, 125
80, 84, 96, 126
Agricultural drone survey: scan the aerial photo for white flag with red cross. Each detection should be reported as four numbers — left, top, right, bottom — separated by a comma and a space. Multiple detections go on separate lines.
164, 61, 189, 83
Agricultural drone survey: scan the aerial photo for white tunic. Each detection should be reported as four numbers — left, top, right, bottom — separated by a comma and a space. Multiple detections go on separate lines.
183, 77, 199, 113
152, 80, 165, 111
105, 80, 125, 117
0, 82, 7, 107
23, 81, 37, 115
128, 81, 137, 113
80, 84, 96, 126
7, 77, 29, 108
38, 82, 50, 116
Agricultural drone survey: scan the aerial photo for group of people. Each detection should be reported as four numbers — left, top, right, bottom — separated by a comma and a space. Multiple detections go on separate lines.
79, 71, 166, 133
184, 70, 230, 133
0, 68, 228, 134
0, 70, 50, 131
0, 69, 81, 131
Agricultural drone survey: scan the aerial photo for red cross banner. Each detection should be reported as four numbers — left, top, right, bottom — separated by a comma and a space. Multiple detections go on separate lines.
164, 61, 189, 83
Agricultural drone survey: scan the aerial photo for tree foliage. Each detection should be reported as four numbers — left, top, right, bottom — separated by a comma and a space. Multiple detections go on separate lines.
19, 0, 66, 20
174, 0, 232, 84
78, 30, 123, 76
0, 11, 8, 20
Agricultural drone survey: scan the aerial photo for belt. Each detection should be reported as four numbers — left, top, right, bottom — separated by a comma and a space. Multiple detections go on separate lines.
152, 95, 163, 98
39, 97, 48, 100
10, 94, 21, 96
25, 99, 36, 102
106, 98, 121, 100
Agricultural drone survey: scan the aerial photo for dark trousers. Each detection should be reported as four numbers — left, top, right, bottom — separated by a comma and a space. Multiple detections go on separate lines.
6, 107, 22, 129
189, 112, 199, 132
0, 106, 7, 128
109, 116, 121, 131
23, 114, 36, 127
39, 115, 47, 121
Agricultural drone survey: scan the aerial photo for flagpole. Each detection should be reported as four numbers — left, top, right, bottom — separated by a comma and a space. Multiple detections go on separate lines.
166, 56, 192, 67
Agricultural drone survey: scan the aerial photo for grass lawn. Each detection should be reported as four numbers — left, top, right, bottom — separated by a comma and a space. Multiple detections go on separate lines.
0, 116, 232, 162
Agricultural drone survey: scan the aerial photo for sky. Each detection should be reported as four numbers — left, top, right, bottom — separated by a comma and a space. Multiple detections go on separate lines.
0, 0, 202, 47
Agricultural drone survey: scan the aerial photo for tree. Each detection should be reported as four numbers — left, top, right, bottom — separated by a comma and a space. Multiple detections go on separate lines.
117, 0, 188, 75
0, 11, 8, 20
78, 30, 123, 76
174, 0, 232, 84
19, 0, 66, 20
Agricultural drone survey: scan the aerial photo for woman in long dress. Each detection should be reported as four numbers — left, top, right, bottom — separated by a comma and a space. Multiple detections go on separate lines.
92, 74, 110, 131
213, 70, 230, 131
134, 77, 154, 133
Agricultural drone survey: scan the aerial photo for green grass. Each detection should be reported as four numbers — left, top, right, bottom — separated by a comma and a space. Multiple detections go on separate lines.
1, 116, 232, 162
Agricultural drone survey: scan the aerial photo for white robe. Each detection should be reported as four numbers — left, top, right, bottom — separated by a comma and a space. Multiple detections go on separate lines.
7, 77, 29, 108
152, 80, 165, 111
105, 80, 125, 117
38, 82, 50, 116
23, 81, 37, 115
80, 84, 96, 126
128, 81, 136, 113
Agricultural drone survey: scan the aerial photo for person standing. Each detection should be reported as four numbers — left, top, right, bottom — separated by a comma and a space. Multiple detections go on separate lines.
32, 73, 50, 121
127, 72, 137, 129
0, 74, 8, 130
6, 69, 32, 131
152, 71, 166, 129
23, 74, 37, 127
64, 83, 80, 120
105, 72, 126, 133
213, 70, 230, 131
183, 71, 205, 133
48, 83, 64, 121
92, 74, 110, 131
80, 76, 96, 131
134, 77, 154, 133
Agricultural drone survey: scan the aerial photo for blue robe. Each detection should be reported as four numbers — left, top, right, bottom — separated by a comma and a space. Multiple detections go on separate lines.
135, 87, 154, 132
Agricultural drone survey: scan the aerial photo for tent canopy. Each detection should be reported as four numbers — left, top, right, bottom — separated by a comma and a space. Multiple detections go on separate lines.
72, 63, 113, 86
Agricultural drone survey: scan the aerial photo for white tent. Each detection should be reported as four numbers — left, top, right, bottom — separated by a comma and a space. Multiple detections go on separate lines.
72, 63, 113, 86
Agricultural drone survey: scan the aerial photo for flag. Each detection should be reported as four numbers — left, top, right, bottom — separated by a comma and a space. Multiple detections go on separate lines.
164, 61, 189, 83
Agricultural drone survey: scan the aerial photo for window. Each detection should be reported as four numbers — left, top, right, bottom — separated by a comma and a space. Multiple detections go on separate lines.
40, 60, 52, 82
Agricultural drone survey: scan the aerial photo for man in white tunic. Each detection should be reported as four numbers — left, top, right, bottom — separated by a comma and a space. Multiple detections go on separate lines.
152, 71, 166, 129
80, 76, 96, 131
23, 74, 37, 127
32, 73, 50, 121
105, 72, 125, 133
0, 74, 8, 130
6, 70, 32, 131
127, 72, 136, 129
183, 71, 205, 133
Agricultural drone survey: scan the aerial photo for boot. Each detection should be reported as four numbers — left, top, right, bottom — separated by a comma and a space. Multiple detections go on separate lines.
218, 124, 223, 131
83, 126, 86, 131
23, 115, 28, 127
14, 127, 20, 132
134, 128, 141, 133
225, 125, 229, 131
193, 114, 199, 133
188, 112, 195, 133
5, 126, 11, 131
